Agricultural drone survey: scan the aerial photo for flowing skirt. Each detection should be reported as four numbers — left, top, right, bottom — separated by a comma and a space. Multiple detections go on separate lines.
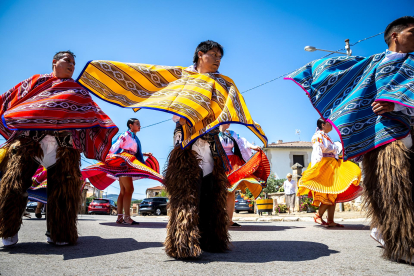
227, 150, 271, 199
81, 152, 163, 190
298, 157, 362, 206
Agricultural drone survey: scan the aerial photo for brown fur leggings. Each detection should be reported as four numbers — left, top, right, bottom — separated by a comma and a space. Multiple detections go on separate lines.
0, 137, 82, 244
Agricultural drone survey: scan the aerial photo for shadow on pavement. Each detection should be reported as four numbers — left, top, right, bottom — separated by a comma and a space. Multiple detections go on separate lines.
229, 225, 305, 231
0, 236, 163, 260
176, 240, 339, 263
317, 224, 370, 231
99, 221, 168, 228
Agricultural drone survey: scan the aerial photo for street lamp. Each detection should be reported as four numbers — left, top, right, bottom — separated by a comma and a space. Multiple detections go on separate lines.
304, 39, 352, 56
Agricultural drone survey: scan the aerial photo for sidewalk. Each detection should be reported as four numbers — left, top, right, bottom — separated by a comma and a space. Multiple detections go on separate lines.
232, 210, 369, 222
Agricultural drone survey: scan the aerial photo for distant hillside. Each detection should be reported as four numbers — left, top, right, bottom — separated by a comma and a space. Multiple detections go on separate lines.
106, 194, 138, 202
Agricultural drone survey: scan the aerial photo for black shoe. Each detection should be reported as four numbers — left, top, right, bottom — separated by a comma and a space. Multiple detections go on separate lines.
230, 222, 241, 228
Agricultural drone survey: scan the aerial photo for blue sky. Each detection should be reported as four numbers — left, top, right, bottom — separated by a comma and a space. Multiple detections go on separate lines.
1, 0, 412, 198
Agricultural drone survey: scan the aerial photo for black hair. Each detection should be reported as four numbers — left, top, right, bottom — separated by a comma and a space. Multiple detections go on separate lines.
52, 50, 76, 69
317, 118, 326, 130
193, 40, 224, 64
127, 118, 139, 129
384, 16, 414, 46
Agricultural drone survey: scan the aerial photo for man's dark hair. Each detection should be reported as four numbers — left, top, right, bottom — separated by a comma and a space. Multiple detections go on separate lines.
193, 40, 224, 64
317, 118, 326, 130
127, 118, 139, 129
53, 50, 76, 61
384, 16, 414, 46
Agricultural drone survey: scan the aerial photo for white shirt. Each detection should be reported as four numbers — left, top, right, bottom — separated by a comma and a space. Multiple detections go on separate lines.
283, 179, 296, 195
219, 130, 254, 162
311, 130, 341, 166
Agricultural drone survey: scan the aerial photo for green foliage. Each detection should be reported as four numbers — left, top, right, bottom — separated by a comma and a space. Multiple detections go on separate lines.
275, 204, 288, 213
158, 189, 169, 197
131, 199, 143, 204
262, 174, 286, 195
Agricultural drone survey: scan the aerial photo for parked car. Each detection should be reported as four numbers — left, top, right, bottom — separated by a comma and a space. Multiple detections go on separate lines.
139, 197, 168, 216
26, 201, 45, 214
88, 198, 117, 215
234, 194, 254, 213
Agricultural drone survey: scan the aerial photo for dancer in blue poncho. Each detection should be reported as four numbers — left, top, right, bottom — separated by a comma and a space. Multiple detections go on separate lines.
286, 16, 414, 264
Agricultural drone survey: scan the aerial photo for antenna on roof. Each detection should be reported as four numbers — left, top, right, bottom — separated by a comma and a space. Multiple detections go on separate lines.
295, 129, 301, 141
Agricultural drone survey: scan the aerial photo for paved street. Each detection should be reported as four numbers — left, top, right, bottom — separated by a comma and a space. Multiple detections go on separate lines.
1, 215, 414, 276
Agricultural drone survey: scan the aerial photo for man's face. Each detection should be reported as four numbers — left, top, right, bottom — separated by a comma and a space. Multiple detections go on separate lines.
393, 24, 414, 53
198, 47, 222, 73
53, 53, 75, 79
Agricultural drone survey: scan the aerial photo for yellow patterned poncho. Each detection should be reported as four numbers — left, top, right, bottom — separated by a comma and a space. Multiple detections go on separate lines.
77, 61, 267, 147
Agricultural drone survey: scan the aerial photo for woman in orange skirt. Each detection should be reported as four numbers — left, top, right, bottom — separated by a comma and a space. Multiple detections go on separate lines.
219, 124, 271, 227
298, 118, 362, 227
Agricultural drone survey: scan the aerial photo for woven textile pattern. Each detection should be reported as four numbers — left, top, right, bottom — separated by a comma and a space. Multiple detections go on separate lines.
77, 61, 267, 148
81, 152, 163, 190
0, 73, 119, 161
285, 53, 414, 160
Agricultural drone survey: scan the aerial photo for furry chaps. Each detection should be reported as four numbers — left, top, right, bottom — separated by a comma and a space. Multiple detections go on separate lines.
0, 138, 42, 238
163, 146, 203, 259
362, 140, 414, 262
46, 147, 82, 244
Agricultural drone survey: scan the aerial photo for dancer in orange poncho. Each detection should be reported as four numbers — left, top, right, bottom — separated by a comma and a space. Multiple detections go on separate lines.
219, 124, 271, 227
298, 118, 362, 227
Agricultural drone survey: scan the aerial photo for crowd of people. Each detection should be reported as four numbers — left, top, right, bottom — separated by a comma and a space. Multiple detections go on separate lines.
0, 15, 413, 264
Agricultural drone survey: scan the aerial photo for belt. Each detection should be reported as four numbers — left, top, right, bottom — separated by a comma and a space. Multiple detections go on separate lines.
323, 153, 335, 158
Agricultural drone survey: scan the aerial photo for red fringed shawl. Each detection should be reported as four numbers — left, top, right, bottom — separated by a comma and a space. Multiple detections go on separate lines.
0, 73, 118, 161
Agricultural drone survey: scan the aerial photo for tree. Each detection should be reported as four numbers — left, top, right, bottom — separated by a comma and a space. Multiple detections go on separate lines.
262, 174, 286, 198
158, 189, 169, 197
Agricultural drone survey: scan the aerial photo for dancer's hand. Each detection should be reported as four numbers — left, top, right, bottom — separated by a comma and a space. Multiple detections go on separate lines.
251, 145, 261, 151
372, 101, 394, 115
143, 152, 152, 156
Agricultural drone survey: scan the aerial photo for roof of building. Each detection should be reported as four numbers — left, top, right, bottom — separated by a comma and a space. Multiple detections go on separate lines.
265, 141, 312, 148
146, 185, 164, 191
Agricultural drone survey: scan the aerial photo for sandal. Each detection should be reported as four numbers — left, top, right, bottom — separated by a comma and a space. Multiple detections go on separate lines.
326, 219, 344, 228
314, 213, 327, 225
123, 215, 139, 225
116, 214, 124, 224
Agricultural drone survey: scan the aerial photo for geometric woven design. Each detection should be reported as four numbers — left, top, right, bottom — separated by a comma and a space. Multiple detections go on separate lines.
285, 52, 414, 160
77, 61, 267, 147
0, 73, 118, 161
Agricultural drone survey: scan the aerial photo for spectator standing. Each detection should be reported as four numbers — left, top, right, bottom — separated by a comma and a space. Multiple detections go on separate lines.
284, 173, 296, 214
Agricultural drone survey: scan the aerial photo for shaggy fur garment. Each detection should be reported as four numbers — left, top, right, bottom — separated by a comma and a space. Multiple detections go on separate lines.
163, 146, 203, 259
362, 140, 414, 262
0, 138, 42, 238
199, 156, 230, 253
46, 147, 82, 244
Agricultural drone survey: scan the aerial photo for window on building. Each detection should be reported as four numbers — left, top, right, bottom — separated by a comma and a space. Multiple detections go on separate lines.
293, 155, 305, 167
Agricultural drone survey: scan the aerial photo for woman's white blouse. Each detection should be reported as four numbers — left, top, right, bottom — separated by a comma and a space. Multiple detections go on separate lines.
109, 131, 138, 154
311, 130, 341, 167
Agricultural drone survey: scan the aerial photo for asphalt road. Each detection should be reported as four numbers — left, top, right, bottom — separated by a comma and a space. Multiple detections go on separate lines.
1, 215, 413, 276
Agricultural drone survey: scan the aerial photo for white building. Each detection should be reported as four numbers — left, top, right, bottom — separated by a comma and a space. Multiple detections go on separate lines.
263, 140, 312, 179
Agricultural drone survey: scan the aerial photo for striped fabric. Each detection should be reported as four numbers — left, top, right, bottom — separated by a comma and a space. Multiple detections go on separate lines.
0, 73, 118, 162
81, 153, 163, 190
77, 61, 267, 148
285, 53, 414, 160
227, 150, 271, 199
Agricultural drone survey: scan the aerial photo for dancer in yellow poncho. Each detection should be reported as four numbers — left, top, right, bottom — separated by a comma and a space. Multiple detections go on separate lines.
298, 118, 362, 227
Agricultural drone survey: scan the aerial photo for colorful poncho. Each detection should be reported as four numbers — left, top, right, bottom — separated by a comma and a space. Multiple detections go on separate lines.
77, 61, 267, 147
0, 73, 118, 161
285, 52, 414, 160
